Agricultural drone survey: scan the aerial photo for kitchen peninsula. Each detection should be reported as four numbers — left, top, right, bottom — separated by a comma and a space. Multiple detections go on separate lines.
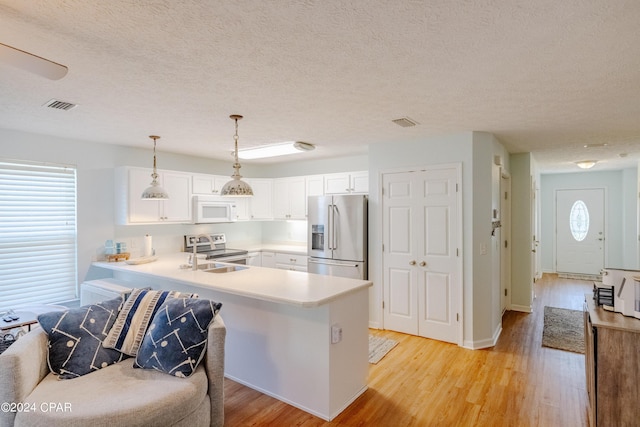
91, 253, 372, 421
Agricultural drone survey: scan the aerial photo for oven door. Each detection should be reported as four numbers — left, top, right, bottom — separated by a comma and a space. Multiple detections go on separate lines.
213, 254, 249, 265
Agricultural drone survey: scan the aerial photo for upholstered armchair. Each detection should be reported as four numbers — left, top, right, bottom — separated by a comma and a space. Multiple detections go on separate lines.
0, 314, 225, 427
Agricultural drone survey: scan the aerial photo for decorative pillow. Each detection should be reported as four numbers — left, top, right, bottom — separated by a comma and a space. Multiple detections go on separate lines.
103, 288, 197, 356
134, 298, 222, 377
37, 297, 127, 379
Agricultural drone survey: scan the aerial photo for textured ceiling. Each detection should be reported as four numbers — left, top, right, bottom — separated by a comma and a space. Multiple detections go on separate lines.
1, 1, 639, 172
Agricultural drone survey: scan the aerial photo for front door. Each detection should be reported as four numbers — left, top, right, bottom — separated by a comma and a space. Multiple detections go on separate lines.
382, 165, 461, 344
555, 188, 605, 275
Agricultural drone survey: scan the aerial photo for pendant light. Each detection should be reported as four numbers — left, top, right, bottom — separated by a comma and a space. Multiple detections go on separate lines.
220, 114, 254, 197
141, 135, 169, 200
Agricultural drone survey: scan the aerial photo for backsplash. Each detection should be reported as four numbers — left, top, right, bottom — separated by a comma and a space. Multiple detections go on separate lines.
106, 220, 306, 259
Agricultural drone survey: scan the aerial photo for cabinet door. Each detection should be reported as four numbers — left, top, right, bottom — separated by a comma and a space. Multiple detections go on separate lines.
247, 179, 273, 220
161, 171, 192, 222
288, 177, 307, 219
324, 173, 351, 194
247, 252, 261, 266
261, 251, 276, 268
192, 174, 215, 194
272, 179, 290, 219
350, 171, 369, 193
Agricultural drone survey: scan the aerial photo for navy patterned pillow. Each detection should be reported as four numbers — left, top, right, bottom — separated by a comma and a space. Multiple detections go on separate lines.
134, 298, 222, 377
37, 297, 127, 379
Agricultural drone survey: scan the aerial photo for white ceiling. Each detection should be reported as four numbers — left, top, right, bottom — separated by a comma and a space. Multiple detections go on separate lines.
1, 1, 639, 173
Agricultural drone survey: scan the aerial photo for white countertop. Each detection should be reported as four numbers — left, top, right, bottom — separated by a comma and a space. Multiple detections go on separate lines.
92, 253, 371, 308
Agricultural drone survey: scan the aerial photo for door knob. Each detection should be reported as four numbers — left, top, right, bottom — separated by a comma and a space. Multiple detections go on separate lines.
419, 261, 426, 267
409, 260, 416, 265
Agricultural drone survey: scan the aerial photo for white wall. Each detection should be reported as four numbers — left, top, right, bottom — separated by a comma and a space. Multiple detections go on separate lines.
540, 168, 637, 272
369, 131, 509, 348
0, 129, 312, 288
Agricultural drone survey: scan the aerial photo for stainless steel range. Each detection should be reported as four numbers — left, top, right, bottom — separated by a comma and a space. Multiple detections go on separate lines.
184, 233, 249, 264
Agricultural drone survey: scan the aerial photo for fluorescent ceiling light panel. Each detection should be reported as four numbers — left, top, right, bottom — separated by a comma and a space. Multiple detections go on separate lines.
238, 141, 314, 160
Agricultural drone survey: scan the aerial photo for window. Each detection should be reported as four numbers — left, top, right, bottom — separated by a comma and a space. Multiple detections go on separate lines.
0, 160, 77, 311
569, 200, 589, 242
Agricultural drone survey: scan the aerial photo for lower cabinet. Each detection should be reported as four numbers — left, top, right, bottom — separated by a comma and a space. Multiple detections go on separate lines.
257, 251, 307, 271
246, 252, 261, 266
275, 252, 307, 272
584, 297, 640, 426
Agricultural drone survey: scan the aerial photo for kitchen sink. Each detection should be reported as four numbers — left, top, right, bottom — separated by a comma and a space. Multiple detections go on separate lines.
202, 263, 248, 274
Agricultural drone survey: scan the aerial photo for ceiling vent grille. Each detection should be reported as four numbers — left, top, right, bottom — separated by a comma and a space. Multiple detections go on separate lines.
392, 117, 418, 127
43, 99, 78, 111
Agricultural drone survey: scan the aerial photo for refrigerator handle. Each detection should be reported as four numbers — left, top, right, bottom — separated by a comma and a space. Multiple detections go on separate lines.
332, 204, 338, 250
327, 204, 333, 250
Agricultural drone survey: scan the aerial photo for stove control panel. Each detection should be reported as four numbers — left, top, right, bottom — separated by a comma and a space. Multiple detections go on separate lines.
184, 233, 227, 250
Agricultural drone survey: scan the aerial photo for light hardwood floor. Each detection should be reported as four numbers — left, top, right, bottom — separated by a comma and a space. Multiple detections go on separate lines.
224, 274, 592, 426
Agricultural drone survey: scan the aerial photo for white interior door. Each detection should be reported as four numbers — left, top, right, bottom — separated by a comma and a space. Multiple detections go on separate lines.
382, 166, 460, 344
382, 172, 418, 334
416, 168, 459, 343
500, 171, 511, 313
556, 189, 605, 275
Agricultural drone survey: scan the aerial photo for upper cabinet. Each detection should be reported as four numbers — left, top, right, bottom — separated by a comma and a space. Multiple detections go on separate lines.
116, 167, 192, 224
192, 174, 231, 195
273, 177, 307, 220
246, 178, 273, 220
324, 171, 368, 194
116, 168, 367, 225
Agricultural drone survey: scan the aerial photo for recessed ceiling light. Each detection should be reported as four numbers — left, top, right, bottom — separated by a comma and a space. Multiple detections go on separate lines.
238, 141, 315, 160
583, 143, 608, 148
575, 160, 597, 169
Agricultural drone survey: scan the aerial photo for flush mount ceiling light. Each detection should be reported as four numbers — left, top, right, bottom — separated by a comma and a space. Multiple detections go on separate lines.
238, 141, 315, 160
141, 135, 169, 200
575, 160, 597, 169
0, 42, 68, 80
221, 115, 253, 197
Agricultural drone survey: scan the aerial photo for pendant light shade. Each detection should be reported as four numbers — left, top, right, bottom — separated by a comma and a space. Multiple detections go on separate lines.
221, 115, 253, 197
141, 135, 169, 200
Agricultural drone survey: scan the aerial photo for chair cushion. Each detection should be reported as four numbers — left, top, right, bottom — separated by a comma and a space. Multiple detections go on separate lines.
103, 289, 196, 356
37, 297, 127, 379
134, 298, 222, 377
14, 358, 208, 427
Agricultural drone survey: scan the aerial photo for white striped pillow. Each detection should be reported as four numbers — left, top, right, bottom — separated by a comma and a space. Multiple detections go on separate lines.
103, 288, 197, 356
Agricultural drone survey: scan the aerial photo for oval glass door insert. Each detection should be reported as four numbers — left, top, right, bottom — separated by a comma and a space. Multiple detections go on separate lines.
569, 200, 589, 241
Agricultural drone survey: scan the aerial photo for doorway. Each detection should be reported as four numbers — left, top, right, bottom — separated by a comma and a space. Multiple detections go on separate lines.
381, 164, 462, 344
555, 188, 605, 275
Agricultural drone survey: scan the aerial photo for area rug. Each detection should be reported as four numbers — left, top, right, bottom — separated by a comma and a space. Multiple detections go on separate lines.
541, 306, 584, 354
368, 335, 398, 364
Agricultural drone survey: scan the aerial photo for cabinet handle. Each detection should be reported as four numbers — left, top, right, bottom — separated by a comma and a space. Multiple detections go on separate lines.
409, 260, 416, 265
419, 261, 426, 267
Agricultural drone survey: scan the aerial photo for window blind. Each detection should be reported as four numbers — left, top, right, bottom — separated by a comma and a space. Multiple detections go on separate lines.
0, 160, 77, 312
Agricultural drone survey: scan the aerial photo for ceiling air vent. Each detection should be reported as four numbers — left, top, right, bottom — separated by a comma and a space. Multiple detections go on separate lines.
43, 99, 78, 111
392, 117, 418, 127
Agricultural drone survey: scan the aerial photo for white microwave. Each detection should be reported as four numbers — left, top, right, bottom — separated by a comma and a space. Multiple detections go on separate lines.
192, 196, 237, 223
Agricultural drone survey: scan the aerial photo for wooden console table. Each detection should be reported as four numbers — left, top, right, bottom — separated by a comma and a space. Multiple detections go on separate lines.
584, 296, 640, 427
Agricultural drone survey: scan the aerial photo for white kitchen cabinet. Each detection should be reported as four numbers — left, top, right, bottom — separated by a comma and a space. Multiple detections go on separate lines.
306, 175, 324, 197
246, 251, 261, 266
260, 251, 276, 268
246, 178, 273, 220
117, 167, 192, 224
273, 177, 306, 220
324, 171, 368, 194
275, 252, 308, 272
192, 174, 230, 195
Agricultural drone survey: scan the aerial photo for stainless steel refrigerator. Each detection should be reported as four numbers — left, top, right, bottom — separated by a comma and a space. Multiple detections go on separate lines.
307, 194, 367, 279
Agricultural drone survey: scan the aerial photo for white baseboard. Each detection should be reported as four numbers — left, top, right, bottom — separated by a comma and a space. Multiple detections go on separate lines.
462, 324, 502, 350
510, 304, 532, 313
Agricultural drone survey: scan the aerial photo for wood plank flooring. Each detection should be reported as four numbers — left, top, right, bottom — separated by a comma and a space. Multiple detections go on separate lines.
223, 274, 592, 426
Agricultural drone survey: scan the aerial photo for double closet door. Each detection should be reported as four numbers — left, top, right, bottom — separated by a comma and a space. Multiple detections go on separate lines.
382, 165, 461, 344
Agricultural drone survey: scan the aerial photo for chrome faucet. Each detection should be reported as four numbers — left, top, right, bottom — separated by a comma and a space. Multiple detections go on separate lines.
191, 234, 213, 271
